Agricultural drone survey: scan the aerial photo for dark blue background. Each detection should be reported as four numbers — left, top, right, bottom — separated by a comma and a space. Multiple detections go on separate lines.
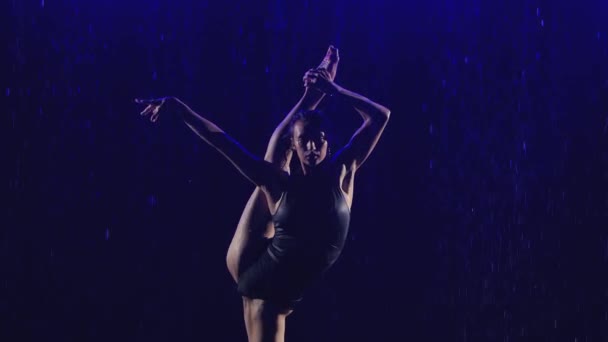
5, 0, 608, 341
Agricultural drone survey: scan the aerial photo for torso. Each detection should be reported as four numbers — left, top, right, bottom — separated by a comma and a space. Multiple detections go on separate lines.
261, 160, 355, 266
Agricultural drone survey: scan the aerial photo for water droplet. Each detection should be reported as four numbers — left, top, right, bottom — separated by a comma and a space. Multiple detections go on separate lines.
152, 71, 157, 80
148, 195, 157, 207
105, 228, 110, 241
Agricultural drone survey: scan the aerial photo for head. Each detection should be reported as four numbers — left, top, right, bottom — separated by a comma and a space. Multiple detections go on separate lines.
289, 110, 330, 171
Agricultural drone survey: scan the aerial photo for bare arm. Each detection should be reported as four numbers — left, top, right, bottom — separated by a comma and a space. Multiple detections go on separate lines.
332, 86, 390, 168
305, 69, 390, 169
136, 97, 286, 187
265, 46, 339, 169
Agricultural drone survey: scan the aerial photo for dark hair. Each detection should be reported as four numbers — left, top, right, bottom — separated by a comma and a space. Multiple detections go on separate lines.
287, 109, 325, 137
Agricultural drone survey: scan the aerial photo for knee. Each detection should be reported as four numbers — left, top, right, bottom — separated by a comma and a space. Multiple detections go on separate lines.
244, 298, 292, 322
226, 249, 239, 283
244, 298, 267, 322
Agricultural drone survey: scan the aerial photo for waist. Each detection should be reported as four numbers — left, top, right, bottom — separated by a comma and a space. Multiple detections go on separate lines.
268, 235, 344, 263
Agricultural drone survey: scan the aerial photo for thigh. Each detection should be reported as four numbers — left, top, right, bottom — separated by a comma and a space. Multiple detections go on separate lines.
227, 187, 274, 281
237, 252, 305, 309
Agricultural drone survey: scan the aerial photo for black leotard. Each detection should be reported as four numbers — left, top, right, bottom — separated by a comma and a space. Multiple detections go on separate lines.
237, 160, 351, 307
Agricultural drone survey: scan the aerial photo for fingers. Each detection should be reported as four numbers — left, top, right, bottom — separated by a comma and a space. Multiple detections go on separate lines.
140, 104, 154, 116
303, 71, 318, 81
137, 97, 165, 122
305, 70, 323, 80
304, 79, 316, 87
303, 69, 319, 87
139, 103, 162, 122
303, 75, 318, 87
304, 69, 318, 78
310, 68, 329, 79
302, 67, 332, 89
150, 106, 160, 122
317, 68, 331, 79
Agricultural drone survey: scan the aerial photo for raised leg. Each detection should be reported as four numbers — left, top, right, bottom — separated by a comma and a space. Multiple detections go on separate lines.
226, 187, 274, 282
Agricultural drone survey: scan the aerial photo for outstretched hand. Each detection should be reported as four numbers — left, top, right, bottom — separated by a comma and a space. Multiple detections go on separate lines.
303, 68, 340, 95
135, 97, 171, 122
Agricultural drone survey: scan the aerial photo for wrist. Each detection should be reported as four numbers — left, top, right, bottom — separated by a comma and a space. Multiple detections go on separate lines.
302, 87, 325, 105
166, 96, 188, 119
304, 87, 324, 97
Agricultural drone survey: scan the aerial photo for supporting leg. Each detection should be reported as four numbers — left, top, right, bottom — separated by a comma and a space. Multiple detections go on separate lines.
243, 297, 293, 342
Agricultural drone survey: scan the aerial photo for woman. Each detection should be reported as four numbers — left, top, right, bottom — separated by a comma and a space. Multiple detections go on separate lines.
136, 46, 390, 342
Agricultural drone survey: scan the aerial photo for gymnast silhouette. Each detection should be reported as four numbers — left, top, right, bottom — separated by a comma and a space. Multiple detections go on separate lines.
136, 46, 390, 342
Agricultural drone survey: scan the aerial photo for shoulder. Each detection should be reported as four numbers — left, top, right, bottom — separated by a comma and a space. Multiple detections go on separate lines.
323, 159, 356, 186
326, 157, 356, 174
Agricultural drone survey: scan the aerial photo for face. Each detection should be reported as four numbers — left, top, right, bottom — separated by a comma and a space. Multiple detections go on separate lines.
292, 120, 329, 167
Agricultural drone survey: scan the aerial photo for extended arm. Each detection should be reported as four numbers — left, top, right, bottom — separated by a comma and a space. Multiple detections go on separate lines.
137, 96, 285, 187
332, 86, 390, 169
305, 68, 390, 169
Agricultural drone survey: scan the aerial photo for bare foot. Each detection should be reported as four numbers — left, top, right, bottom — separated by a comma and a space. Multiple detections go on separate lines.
317, 45, 339, 81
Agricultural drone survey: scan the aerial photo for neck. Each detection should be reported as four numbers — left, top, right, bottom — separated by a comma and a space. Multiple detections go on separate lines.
300, 160, 325, 175
300, 163, 312, 175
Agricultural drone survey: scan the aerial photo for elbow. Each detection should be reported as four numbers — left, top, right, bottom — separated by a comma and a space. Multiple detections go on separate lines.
378, 108, 391, 122
363, 107, 390, 126
383, 109, 391, 119
366, 110, 390, 128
